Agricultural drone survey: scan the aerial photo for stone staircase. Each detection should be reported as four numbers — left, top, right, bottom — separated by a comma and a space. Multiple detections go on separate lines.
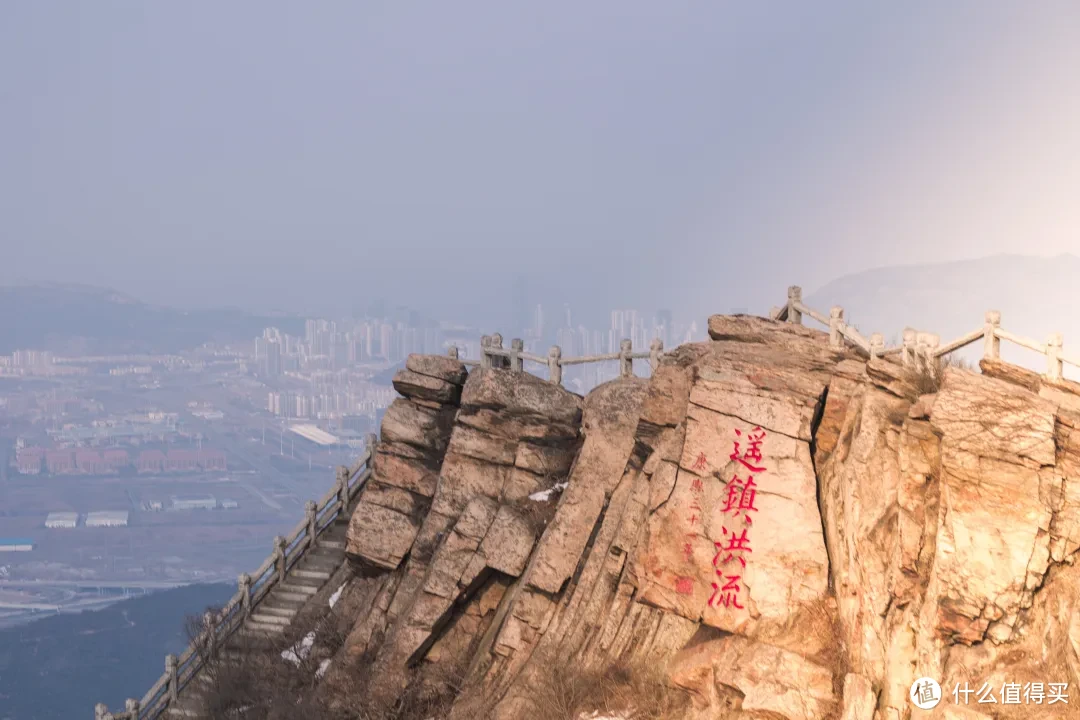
165, 520, 350, 718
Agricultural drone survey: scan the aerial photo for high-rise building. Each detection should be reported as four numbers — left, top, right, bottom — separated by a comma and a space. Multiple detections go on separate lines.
534, 304, 544, 340
263, 340, 282, 377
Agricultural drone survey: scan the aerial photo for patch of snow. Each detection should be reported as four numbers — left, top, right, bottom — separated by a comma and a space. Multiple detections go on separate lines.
316, 659, 332, 678
529, 482, 568, 502
329, 582, 346, 609
280, 631, 316, 666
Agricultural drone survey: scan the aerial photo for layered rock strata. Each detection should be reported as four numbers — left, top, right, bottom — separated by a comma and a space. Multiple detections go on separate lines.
323, 317, 1080, 720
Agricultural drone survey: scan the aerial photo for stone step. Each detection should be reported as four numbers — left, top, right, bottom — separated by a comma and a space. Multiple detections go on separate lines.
167, 706, 202, 717
250, 612, 291, 627
259, 595, 306, 612
279, 579, 320, 594
268, 589, 312, 603
244, 619, 286, 634
301, 552, 344, 569
291, 568, 332, 581
256, 604, 298, 619
318, 538, 346, 550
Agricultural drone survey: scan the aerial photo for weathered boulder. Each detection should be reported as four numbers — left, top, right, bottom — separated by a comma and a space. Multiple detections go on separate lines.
668, 635, 837, 720
347, 354, 466, 571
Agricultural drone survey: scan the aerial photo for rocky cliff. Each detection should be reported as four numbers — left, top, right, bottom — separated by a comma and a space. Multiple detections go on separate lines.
308, 315, 1080, 720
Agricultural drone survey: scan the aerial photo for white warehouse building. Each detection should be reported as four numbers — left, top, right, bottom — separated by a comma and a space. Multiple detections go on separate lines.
45, 512, 79, 529
85, 510, 130, 528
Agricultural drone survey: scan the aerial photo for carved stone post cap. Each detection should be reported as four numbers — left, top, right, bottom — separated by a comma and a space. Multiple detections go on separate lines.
902, 328, 917, 342
870, 333, 884, 346
238, 572, 251, 586
620, 338, 632, 351
985, 310, 1001, 324
273, 535, 286, 548
548, 345, 562, 358
651, 337, 663, 350
511, 338, 524, 350
480, 335, 491, 346
304, 500, 318, 513
491, 332, 503, 347
787, 286, 802, 298
1048, 332, 1064, 347
830, 306, 844, 319
365, 433, 378, 447
447, 345, 459, 359
165, 653, 177, 669
125, 699, 139, 712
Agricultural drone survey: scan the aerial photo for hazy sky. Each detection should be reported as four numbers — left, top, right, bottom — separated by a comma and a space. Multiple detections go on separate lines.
4, 3, 1080, 327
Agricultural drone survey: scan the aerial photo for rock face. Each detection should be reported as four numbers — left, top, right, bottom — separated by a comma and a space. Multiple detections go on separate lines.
327, 318, 1080, 720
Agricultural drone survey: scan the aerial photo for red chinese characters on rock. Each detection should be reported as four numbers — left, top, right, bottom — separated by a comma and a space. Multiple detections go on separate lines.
708, 426, 766, 611
677, 454, 710, 598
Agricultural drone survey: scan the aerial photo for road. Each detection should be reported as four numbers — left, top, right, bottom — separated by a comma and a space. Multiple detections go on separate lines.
0, 579, 189, 590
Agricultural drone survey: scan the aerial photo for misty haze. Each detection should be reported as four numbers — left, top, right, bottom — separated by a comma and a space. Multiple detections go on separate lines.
4, 3, 1080, 720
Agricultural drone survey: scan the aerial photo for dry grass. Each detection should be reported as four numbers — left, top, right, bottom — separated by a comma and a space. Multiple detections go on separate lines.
905, 353, 971, 396
181, 603, 357, 720
523, 656, 692, 720
510, 489, 562, 535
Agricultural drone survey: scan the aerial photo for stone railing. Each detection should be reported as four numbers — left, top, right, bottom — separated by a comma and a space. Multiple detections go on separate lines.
447, 333, 665, 385
773, 285, 1079, 381
93, 435, 377, 720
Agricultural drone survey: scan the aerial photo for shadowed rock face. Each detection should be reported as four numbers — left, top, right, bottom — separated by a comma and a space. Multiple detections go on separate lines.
325, 319, 1080, 720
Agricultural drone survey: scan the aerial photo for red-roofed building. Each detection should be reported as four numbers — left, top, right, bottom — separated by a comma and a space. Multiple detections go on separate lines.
16, 447, 44, 475
137, 449, 165, 473
198, 449, 227, 471
164, 449, 198, 472
75, 450, 107, 474
103, 449, 130, 471
45, 450, 74, 475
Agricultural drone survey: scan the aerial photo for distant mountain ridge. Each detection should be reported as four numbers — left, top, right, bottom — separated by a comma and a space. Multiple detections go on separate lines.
805, 253, 1080, 377
0, 284, 306, 355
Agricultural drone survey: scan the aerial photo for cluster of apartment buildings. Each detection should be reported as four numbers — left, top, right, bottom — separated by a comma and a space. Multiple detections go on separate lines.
253, 318, 454, 379
266, 384, 397, 420
12, 447, 227, 475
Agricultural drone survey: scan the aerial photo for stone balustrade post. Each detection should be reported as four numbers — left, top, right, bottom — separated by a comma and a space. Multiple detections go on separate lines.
203, 611, 217, 659
901, 329, 916, 368
479, 335, 491, 368
95, 703, 110, 720
915, 332, 939, 374
1047, 333, 1064, 381
491, 333, 507, 368
165, 653, 178, 704
447, 345, 459, 359
305, 500, 318, 548
274, 535, 287, 583
238, 573, 252, 618
649, 338, 664, 371
619, 339, 633, 377
336, 465, 349, 513
547, 345, 562, 385
983, 311, 1001, 360
510, 338, 524, 372
869, 333, 884, 360
828, 307, 844, 348
787, 286, 803, 325
366, 433, 377, 456
125, 699, 139, 717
